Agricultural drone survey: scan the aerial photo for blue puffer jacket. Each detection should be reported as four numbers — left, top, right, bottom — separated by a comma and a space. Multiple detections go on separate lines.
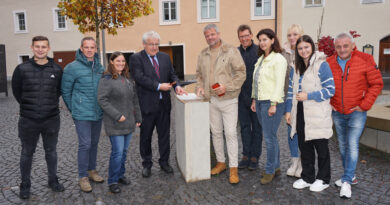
61, 49, 104, 121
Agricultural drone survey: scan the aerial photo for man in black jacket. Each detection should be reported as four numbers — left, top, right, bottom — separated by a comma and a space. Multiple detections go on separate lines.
12, 36, 65, 199
237, 25, 263, 170
130, 31, 186, 178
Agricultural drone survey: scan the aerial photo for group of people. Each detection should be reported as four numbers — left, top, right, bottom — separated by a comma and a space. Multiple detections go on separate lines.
12, 22, 383, 200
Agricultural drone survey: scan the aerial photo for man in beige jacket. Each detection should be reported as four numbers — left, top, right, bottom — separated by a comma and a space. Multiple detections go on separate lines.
196, 23, 246, 184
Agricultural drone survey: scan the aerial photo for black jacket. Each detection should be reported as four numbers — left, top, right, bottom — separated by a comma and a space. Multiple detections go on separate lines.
129, 50, 179, 114
238, 42, 259, 107
12, 58, 62, 119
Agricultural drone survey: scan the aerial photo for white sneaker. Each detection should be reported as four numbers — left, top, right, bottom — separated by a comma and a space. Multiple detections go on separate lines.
335, 176, 358, 187
293, 179, 311, 189
309, 179, 329, 192
340, 182, 352, 198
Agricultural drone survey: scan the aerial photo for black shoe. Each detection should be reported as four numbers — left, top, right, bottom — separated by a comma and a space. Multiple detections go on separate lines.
160, 164, 173, 174
142, 167, 151, 178
118, 176, 131, 185
238, 156, 249, 169
109, 184, 121, 193
19, 182, 31, 199
48, 177, 65, 192
248, 157, 259, 171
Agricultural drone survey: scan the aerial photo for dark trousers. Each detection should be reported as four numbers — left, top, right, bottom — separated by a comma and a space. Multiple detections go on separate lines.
18, 115, 60, 184
140, 102, 170, 168
296, 102, 331, 184
238, 101, 262, 159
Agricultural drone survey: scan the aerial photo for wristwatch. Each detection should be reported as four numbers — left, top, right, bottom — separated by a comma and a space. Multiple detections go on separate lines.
270, 102, 277, 106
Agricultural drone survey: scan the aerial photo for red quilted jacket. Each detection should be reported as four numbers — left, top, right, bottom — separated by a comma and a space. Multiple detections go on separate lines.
327, 50, 383, 114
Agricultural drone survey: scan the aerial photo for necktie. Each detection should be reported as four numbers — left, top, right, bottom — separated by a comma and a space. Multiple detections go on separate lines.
151, 57, 160, 78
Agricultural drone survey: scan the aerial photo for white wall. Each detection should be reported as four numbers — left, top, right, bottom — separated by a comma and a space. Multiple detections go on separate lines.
0, 0, 83, 79
282, 0, 390, 64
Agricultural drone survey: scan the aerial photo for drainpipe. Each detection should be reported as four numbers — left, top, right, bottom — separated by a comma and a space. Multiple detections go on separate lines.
275, 0, 278, 35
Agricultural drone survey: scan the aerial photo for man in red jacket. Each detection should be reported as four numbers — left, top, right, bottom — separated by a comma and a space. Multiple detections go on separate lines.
327, 32, 383, 199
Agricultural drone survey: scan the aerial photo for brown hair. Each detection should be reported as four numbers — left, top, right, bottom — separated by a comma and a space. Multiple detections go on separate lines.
32, 36, 49, 46
80, 36, 96, 47
295, 35, 316, 75
256, 28, 282, 56
237, 24, 252, 36
105, 52, 129, 79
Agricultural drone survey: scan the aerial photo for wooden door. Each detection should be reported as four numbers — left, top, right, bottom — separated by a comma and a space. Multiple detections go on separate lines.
53, 51, 76, 69
379, 36, 390, 73
159, 47, 173, 63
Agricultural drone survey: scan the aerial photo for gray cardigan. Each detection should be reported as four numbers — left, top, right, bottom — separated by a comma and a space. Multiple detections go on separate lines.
98, 74, 142, 136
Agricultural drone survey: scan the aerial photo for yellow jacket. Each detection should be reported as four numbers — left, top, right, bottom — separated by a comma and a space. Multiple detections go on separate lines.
251, 51, 287, 103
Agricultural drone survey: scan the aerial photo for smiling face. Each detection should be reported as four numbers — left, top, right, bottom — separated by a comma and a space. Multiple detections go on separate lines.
335, 37, 355, 60
80, 40, 97, 61
287, 29, 301, 49
31, 40, 50, 60
258, 34, 274, 55
297, 41, 313, 62
204, 28, 221, 48
110, 54, 126, 74
143, 37, 159, 56
238, 29, 253, 49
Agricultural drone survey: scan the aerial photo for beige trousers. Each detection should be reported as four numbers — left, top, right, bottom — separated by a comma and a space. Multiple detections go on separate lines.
209, 96, 238, 167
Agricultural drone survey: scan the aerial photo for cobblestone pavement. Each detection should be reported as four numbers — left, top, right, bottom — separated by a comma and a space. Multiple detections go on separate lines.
1, 87, 390, 205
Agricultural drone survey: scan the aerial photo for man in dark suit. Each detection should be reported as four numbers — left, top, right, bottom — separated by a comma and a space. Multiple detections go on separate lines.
130, 31, 186, 178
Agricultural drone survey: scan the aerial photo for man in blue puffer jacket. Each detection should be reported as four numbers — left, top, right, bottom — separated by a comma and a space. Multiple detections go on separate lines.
61, 37, 104, 193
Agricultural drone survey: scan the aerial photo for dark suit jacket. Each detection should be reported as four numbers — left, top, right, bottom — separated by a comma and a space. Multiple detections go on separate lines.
130, 50, 179, 114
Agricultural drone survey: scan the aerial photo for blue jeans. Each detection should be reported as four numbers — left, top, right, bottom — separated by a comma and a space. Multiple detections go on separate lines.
74, 120, 102, 178
332, 110, 367, 184
238, 101, 262, 159
287, 125, 299, 158
108, 133, 132, 185
256, 100, 284, 174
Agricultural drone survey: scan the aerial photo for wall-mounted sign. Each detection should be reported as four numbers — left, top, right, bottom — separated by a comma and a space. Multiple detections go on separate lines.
384, 48, 390, 55
363, 44, 374, 55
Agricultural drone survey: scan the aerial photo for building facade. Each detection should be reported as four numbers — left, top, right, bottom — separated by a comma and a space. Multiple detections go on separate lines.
101, 0, 283, 80
282, 0, 390, 73
0, 0, 84, 79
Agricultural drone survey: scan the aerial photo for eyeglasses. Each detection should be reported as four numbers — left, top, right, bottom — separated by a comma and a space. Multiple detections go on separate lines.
146, 43, 160, 47
238, 34, 251, 39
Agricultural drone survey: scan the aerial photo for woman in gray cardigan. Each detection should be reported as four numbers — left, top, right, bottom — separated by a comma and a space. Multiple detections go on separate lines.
98, 52, 141, 193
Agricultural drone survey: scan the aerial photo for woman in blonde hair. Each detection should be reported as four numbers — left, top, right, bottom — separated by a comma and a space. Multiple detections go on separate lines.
282, 24, 304, 178
98, 52, 141, 193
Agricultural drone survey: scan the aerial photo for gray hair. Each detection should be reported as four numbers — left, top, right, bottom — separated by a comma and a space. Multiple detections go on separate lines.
142, 31, 160, 43
334, 32, 354, 44
203, 23, 219, 33
81, 37, 96, 47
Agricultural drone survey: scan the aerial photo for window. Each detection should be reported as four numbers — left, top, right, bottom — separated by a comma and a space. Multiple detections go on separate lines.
304, 0, 324, 7
159, 0, 180, 25
251, 0, 275, 20
13, 10, 28, 33
197, 0, 219, 23
53, 8, 67, 31
18, 55, 30, 64
361, 0, 383, 4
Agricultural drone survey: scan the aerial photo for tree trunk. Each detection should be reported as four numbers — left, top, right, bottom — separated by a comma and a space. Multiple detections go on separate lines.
94, 0, 101, 60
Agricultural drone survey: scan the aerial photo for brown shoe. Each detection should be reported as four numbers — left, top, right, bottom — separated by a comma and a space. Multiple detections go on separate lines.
211, 162, 227, 175
79, 177, 92, 192
229, 167, 239, 184
88, 170, 104, 183
260, 173, 275, 185
275, 168, 281, 176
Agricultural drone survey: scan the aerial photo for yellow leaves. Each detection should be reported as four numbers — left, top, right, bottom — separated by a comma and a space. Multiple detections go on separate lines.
57, 0, 153, 35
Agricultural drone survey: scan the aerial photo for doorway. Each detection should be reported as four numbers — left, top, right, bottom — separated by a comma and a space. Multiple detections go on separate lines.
379, 35, 390, 73
159, 45, 184, 80
53, 51, 76, 69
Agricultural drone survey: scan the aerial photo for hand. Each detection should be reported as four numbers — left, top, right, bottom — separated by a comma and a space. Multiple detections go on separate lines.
212, 84, 226, 96
175, 86, 188, 95
268, 105, 276, 116
296, 92, 308, 101
159, 83, 172, 91
351, 106, 364, 112
285, 112, 291, 125
136, 122, 141, 127
118, 115, 126, 122
196, 87, 205, 97
250, 100, 256, 112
